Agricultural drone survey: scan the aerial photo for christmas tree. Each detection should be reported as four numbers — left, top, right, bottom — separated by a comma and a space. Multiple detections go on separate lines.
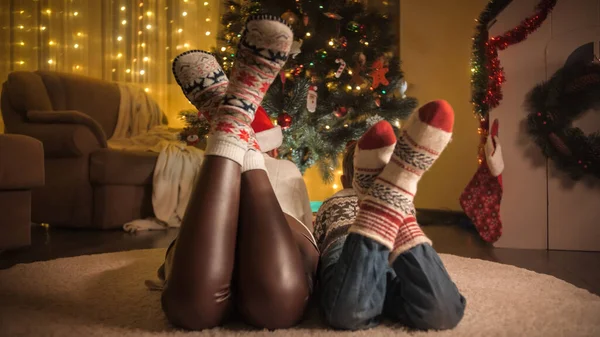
180, 0, 417, 182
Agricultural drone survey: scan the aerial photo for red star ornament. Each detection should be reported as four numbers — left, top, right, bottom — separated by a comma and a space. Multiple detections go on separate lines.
370, 58, 389, 89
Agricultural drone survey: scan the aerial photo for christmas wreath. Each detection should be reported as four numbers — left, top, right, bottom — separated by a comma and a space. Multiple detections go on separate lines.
525, 61, 600, 180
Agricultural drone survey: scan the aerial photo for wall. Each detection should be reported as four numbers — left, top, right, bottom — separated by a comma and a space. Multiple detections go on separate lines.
399, 0, 488, 211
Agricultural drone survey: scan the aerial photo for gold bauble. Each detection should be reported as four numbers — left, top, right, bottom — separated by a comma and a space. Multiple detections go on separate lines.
281, 10, 299, 25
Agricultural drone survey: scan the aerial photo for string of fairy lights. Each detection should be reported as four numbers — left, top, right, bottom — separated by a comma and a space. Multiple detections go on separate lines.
3, 0, 217, 109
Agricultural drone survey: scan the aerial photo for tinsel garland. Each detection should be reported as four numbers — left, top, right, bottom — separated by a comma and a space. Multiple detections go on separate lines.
525, 61, 600, 180
471, 0, 557, 119
471, 0, 557, 165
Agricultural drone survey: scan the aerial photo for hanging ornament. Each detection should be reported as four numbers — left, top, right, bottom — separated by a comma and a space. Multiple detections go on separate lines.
347, 21, 360, 32
324, 12, 343, 20
398, 79, 408, 98
277, 112, 293, 129
334, 59, 347, 78
333, 106, 348, 118
370, 58, 390, 89
350, 53, 367, 85
303, 14, 309, 26
307, 85, 318, 112
281, 10, 299, 25
338, 36, 348, 49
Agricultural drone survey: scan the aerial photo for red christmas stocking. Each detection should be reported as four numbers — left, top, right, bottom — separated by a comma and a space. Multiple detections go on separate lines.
460, 119, 504, 243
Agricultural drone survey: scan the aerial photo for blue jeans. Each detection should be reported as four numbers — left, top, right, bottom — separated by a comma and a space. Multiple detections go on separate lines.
320, 234, 466, 331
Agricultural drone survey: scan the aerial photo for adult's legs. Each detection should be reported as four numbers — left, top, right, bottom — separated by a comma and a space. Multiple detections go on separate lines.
236, 169, 316, 329
161, 157, 240, 330
162, 50, 237, 330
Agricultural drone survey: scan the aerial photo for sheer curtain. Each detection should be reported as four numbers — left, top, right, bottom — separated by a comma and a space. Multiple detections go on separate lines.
0, 0, 221, 132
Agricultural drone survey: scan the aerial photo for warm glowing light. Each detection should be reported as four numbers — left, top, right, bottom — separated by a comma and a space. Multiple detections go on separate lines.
40, 26, 46, 30
471, 68, 476, 72
141, 43, 146, 47
146, 11, 152, 16
332, 184, 339, 189
18, 41, 24, 46
221, 47, 226, 51
77, 32, 82, 36
346, 85, 352, 90
394, 119, 401, 127
120, 6, 126, 11
348, 70, 353, 75
19, 10, 24, 14
74, 44, 79, 48
205, 18, 211, 22
138, 15, 143, 20
325, 125, 331, 130
144, 88, 150, 92
117, 36, 122, 41
183, 43, 190, 48
45, 9, 51, 14
143, 56, 149, 62
205, 31, 211, 36
138, 31, 142, 35
75, 65, 81, 70
139, 2, 144, 7
140, 70, 145, 75
306, 32, 311, 37
121, 20, 127, 25
204, 1, 209, 5
182, 11, 187, 16
146, 24, 152, 29
18, 61, 25, 65
18, 25, 24, 29
112, 68, 116, 72
177, 28, 183, 33
117, 53, 122, 58
73, 11, 78, 16
355, 86, 360, 90
48, 40, 55, 46
126, 68, 131, 73
328, 40, 334, 46
47, 59, 54, 64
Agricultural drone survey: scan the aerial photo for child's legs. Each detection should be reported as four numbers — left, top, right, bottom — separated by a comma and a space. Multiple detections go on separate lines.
384, 243, 466, 330
320, 233, 392, 330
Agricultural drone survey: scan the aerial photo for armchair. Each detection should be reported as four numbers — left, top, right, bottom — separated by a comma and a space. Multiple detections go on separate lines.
1, 71, 164, 228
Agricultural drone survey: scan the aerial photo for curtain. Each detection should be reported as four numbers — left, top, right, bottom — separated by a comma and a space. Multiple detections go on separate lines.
0, 0, 221, 131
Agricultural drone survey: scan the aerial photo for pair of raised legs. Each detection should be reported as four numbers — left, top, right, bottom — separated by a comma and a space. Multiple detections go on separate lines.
160, 16, 317, 330
320, 101, 467, 330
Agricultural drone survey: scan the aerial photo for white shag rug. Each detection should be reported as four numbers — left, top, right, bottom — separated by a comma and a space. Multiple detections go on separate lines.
0, 249, 599, 337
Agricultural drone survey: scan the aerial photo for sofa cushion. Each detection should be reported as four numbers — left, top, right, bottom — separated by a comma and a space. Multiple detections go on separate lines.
90, 149, 158, 185
4, 72, 53, 114
0, 134, 45, 189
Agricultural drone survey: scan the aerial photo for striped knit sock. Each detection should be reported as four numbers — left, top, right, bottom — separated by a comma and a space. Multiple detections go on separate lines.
171, 50, 228, 121
206, 15, 293, 165
349, 100, 454, 250
353, 121, 397, 202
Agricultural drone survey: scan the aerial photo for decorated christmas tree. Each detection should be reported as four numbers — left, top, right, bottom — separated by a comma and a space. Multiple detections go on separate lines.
180, 0, 416, 182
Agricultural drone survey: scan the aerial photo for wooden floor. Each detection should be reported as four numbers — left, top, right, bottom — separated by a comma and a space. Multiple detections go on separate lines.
1, 223, 599, 296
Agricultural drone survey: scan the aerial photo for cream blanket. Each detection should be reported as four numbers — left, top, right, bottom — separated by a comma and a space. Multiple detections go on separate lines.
108, 84, 204, 232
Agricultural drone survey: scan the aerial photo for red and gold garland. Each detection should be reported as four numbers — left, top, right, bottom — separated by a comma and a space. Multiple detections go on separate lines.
471, 0, 558, 165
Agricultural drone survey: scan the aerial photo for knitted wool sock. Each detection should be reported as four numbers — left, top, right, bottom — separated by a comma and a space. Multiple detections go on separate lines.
349, 100, 454, 250
206, 15, 293, 165
353, 120, 397, 202
172, 50, 228, 121
242, 132, 266, 173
